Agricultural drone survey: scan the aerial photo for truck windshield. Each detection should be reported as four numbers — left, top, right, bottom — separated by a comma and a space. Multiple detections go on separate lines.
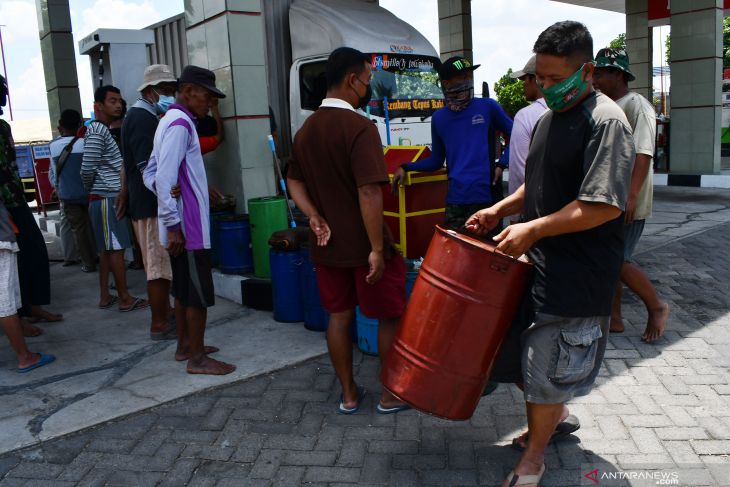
366, 54, 444, 119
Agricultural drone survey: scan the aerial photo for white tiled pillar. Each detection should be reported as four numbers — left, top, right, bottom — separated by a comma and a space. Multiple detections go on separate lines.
625, 0, 653, 101
36, 0, 82, 138
185, 0, 276, 213
669, 0, 723, 175
437, 0, 473, 63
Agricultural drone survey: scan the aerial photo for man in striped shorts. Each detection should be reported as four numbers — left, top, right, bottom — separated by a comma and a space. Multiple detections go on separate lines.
81, 85, 148, 312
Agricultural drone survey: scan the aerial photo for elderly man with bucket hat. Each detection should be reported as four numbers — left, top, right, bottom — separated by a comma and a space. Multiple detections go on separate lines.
392, 56, 513, 231
507, 55, 548, 222
120, 64, 178, 342
144, 65, 234, 375
592, 47, 669, 343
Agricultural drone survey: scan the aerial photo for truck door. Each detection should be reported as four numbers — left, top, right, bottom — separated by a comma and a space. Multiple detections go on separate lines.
290, 58, 327, 139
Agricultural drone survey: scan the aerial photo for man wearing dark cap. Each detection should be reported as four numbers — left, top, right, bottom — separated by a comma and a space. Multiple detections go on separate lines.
593, 47, 669, 343
392, 56, 513, 230
144, 65, 234, 375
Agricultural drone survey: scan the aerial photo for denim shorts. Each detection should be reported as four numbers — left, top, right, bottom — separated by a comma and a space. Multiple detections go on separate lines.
521, 313, 609, 404
623, 219, 645, 261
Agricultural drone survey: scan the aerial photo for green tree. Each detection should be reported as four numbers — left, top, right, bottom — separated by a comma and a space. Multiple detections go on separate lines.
665, 34, 671, 65
493, 68, 528, 117
609, 33, 626, 50
724, 17, 730, 68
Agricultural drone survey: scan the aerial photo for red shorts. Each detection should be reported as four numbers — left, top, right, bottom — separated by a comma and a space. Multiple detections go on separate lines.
316, 254, 406, 319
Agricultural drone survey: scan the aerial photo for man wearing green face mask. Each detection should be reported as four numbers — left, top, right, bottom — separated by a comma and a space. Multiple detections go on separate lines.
466, 21, 634, 486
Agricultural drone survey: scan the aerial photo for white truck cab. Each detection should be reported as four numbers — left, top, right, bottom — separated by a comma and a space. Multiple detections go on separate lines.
285, 0, 443, 148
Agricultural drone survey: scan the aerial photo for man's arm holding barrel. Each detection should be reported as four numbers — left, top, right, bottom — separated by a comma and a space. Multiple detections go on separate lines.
465, 183, 525, 234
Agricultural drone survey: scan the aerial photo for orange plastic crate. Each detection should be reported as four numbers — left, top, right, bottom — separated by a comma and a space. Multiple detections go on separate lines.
382, 146, 447, 259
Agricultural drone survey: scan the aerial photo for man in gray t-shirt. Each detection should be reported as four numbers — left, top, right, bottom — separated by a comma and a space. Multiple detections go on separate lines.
465, 21, 634, 486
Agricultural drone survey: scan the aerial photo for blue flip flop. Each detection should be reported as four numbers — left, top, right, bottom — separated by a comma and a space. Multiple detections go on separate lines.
376, 403, 412, 415
338, 385, 366, 415
17, 353, 56, 373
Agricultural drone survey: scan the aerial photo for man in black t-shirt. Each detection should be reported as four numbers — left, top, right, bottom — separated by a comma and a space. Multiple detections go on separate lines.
466, 22, 634, 485
119, 64, 178, 341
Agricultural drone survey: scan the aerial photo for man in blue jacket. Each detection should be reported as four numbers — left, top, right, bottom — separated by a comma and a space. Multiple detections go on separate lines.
392, 56, 513, 230
49, 109, 97, 273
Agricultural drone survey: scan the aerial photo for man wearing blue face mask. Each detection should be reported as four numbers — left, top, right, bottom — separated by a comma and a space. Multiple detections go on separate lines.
392, 56, 513, 231
120, 64, 178, 341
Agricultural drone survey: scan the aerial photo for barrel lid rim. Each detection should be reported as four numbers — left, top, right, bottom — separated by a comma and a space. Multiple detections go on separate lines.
435, 225, 533, 267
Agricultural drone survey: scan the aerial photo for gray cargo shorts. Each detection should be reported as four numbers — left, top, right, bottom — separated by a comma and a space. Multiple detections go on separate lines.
522, 313, 609, 404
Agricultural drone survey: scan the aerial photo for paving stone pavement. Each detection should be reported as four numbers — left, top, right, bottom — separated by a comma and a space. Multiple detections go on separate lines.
1, 222, 730, 486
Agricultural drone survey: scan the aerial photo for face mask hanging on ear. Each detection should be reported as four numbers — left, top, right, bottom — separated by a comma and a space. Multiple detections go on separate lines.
539, 63, 591, 112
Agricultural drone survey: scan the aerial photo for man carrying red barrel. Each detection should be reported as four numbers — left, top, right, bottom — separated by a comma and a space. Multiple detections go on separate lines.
467, 21, 634, 486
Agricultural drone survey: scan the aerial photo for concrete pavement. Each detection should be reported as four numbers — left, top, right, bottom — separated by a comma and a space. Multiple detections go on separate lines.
1, 186, 730, 485
0, 249, 327, 455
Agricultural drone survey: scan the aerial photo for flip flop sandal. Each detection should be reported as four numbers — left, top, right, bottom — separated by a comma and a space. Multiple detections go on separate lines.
511, 415, 581, 452
338, 385, 366, 415
119, 297, 150, 312
376, 403, 412, 415
505, 464, 546, 486
99, 295, 119, 309
17, 353, 56, 373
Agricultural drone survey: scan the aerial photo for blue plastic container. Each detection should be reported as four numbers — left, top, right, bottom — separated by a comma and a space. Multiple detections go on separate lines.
406, 270, 418, 299
218, 215, 253, 274
210, 210, 233, 268
356, 307, 378, 355
300, 247, 328, 331
270, 249, 305, 323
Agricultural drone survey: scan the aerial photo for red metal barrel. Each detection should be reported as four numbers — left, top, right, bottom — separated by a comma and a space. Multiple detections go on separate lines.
381, 226, 533, 420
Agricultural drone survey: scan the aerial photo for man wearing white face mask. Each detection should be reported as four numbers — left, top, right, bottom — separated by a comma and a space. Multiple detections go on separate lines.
120, 64, 178, 341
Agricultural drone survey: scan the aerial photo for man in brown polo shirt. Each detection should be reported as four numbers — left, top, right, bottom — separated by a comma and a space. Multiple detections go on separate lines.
287, 47, 408, 415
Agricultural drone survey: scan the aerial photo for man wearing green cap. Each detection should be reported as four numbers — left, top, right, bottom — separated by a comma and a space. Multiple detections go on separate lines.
593, 47, 669, 343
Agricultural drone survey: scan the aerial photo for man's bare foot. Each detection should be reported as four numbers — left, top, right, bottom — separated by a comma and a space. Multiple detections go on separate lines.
21, 319, 44, 337
642, 301, 669, 343
175, 346, 220, 361
610, 316, 625, 333
30, 307, 63, 323
186, 355, 236, 375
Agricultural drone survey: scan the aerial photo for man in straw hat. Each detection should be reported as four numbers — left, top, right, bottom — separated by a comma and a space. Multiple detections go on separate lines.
120, 64, 178, 342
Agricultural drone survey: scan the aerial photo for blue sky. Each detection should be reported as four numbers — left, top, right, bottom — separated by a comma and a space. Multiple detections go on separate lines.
0, 0, 664, 126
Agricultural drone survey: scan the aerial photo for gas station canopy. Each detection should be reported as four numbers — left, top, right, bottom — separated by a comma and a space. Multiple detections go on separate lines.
551, 0, 625, 13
